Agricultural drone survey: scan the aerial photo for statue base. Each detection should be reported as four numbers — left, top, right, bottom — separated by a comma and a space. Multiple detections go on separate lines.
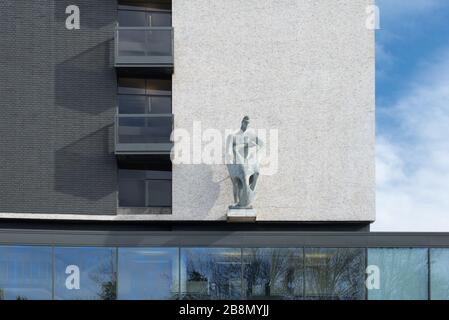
227, 206, 257, 222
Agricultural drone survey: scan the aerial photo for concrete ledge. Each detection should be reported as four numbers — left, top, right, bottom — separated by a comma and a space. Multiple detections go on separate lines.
0, 212, 374, 223
227, 208, 257, 222
0, 213, 173, 221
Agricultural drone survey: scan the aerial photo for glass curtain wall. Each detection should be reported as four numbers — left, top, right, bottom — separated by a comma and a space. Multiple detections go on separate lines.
430, 249, 449, 300
304, 248, 366, 300
180, 248, 242, 300
54, 247, 117, 300
0, 246, 52, 300
242, 248, 303, 300
1, 246, 448, 300
367, 248, 428, 300
118, 248, 179, 300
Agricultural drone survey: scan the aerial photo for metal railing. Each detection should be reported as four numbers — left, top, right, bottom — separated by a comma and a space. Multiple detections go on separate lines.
115, 26, 174, 67
115, 113, 174, 154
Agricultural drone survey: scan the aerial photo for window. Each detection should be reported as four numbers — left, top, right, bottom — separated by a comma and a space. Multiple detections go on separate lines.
430, 249, 449, 300
118, 169, 172, 207
181, 248, 242, 300
243, 248, 303, 300
304, 248, 366, 300
118, 159, 172, 208
0, 246, 52, 300
54, 247, 117, 300
367, 248, 428, 300
118, 77, 172, 114
118, 248, 179, 300
118, 3, 172, 27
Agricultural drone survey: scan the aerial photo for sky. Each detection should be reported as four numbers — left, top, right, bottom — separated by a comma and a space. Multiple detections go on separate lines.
373, 0, 449, 231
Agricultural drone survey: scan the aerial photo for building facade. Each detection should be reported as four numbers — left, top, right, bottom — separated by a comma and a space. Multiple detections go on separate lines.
0, 0, 374, 222
0, 0, 447, 300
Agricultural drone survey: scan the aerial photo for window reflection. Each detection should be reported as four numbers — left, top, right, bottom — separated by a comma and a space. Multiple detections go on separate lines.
118, 248, 179, 300
117, 28, 173, 58
118, 3, 172, 27
181, 248, 241, 300
368, 248, 428, 300
0, 246, 52, 300
304, 248, 366, 300
243, 248, 303, 300
118, 168, 172, 208
431, 249, 449, 300
117, 116, 173, 145
54, 247, 116, 300
118, 77, 172, 114
0, 245, 446, 300
118, 77, 146, 95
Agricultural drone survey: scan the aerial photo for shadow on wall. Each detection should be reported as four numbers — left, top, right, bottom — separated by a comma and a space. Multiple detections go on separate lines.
178, 164, 222, 219
54, 125, 117, 201
54, 0, 116, 29
55, 40, 116, 115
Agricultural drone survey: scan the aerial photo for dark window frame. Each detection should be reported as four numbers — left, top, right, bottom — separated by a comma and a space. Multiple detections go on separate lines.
118, 168, 172, 208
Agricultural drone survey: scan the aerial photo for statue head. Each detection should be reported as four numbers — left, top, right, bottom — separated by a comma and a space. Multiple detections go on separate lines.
241, 116, 250, 132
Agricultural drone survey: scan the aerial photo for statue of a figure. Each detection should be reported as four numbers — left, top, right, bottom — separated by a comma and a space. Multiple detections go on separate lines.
226, 116, 264, 209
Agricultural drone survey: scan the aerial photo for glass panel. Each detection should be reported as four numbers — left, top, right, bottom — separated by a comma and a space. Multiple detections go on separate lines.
304, 248, 366, 300
145, 179, 172, 207
0, 246, 52, 300
181, 248, 242, 300
118, 10, 147, 27
118, 78, 171, 114
149, 11, 172, 27
118, 248, 179, 300
150, 96, 171, 113
118, 77, 146, 95
117, 29, 172, 57
430, 249, 449, 300
118, 95, 149, 114
118, 5, 171, 27
367, 248, 428, 300
118, 96, 171, 114
243, 248, 303, 300
147, 78, 171, 95
118, 169, 172, 207
54, 247, 117, 300
117, 115, 173, 144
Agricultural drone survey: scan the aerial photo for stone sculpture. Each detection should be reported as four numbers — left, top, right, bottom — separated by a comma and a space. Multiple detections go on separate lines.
226, 116, 264, 210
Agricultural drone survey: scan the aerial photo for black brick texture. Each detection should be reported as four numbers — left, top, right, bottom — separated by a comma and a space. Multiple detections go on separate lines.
0, 0, 118, 215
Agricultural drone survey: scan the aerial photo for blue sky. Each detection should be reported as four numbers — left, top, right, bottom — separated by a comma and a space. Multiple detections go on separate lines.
373, 0, 449, 231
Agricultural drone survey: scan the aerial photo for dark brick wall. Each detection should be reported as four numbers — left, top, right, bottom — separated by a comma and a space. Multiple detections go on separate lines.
0, 0, 118, 215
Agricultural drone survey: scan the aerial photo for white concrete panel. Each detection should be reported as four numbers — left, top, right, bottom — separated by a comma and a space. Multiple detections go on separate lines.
170, 0, 375, 221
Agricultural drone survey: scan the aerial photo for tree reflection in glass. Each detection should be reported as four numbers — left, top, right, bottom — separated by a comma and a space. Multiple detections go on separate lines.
243, 248, 303, 300
304, 248, 366, 300
368, 248, 428, 300
181, 248, 241, 300
54, 247, 117, 300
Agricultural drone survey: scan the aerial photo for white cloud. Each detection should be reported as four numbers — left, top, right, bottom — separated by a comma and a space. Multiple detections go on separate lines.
373, 48, 449, 231
375, 42, 395, 80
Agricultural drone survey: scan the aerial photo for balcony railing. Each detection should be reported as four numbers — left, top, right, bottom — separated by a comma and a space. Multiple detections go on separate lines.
115, 26, 174, 68
115, 114, 173, 154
